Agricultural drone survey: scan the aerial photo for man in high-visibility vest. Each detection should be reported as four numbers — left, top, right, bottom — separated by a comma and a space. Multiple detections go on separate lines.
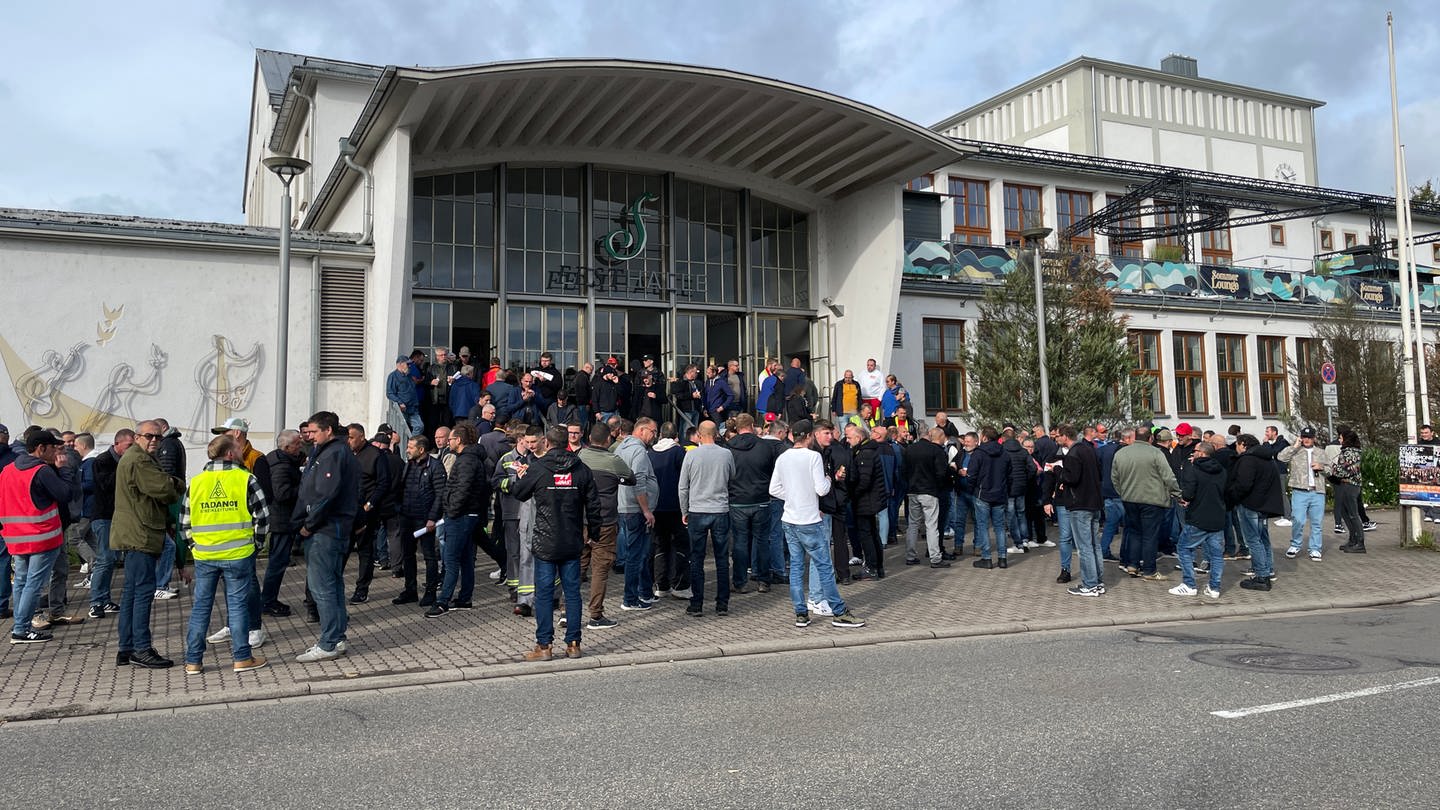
0, 430, 77, 644
179, 434, 270, 674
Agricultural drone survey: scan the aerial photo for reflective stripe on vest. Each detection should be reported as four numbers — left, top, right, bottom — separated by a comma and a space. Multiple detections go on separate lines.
0, 462, 65, 555
188, 467, 255, 560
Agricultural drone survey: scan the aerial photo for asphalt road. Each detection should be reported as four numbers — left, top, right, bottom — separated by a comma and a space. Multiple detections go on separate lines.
7, 600, 1440, 809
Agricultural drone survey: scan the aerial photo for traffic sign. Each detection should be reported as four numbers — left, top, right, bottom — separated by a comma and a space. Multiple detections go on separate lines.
1321, 362, 1337, 384
1323, 383, 1338, 407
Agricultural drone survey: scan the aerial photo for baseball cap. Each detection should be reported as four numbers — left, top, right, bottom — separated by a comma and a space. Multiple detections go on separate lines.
25, 431, 63, 450
1002, 424, 1017, 434
211, 417, 250, 434
1174, 422, 1194, 437
790, 418, 814, 436
378, 423, 395, 434
1299, 427, 1316, 438
607, 356, 618, 365
0, 423, 9, 435
371, 432, 390, 444
458, 346, 471, 356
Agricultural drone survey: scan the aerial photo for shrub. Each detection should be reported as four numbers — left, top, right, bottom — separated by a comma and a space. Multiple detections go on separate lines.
1360, 446, 1399, 506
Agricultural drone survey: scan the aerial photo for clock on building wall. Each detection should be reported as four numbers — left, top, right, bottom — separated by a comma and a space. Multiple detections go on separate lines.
1273, 163, 1297, 182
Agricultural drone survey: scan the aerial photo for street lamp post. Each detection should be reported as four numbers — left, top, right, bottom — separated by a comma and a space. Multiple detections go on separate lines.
1020, 225, 1054, 429
263, 155, 311, 437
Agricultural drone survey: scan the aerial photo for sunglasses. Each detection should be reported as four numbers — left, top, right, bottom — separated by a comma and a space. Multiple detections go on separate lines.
139, 433, 164, 440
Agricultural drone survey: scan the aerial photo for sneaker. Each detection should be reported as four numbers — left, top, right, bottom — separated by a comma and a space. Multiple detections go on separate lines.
795, 612, 811, 627
831, 612, 866, 628
451, 602, 473, 611
1122, 566, 1140, 577
348, 593, 368, 604
1309, 552, 1322, 562
154, 588, 179, 600
1023, 540, 1040, 549
1040, 540, 1057, 548
671, 587, 693, 600
1274, 518, 1293, 527
1056, 570, 1072, 584
29, 616, 52, 631
233, 656, 268, 672
79, 562, 91, 575
1242, 570, 1277, 579
685, 605, 703, 617
425, 604, 448, 618
263, 601, 293, 617
1333, 525, 1346, 535
807, 600, 834, 617
586, 616, 618, 630
1095, 584, 1107, 595
1139, 572, 1170, 581
620, 602, 653, 611
1066, 586, 1101, 597
1363, 521, 1379, 532
653, 587, 671, 599
418, 593, 436, 607
9, 629, 53, 644
848, 556, 863, 566
1284, 547, 1300, 559
74, 575, 91, 589
523, 644, 553, 662
87, 605, 106, 619
102, 602, 119, 614
184, 662, 204, 675
1239, 577, 1273, 591
488, 570, 503, 580
715, 605, 729, 617
296, 645, 343, 663
565, 641, 582, 659
1203, 586, 1221, 599
1007, 546, 1027, 555
756, 581, 771, 593
943, 529, 955, 538
206, 626, 232, 644
1168, 583, 1198, 596
248, 629, 266, 648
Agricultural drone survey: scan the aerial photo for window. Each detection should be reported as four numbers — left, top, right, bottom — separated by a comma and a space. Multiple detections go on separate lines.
922, 319, 966, 412
1130, 329, 1164, 414
1201, 227, 1232, 265
412, 170, 497, 291
412, 300, 451, 355
906, 174, 934, 192
592, 169, 666, 302
1153, 201, 1182, 250
1343, 231, 1358, 249
1432, 243, 1440, 264
1108, 194, 1143, 257
1258, 336, 1288, 417
505, 304, 579, 371
673, 179, 740, 305
749, 197, 811, 309
505, 167, 581, 295
950, 177, 991, 245
1295, 337, 1321, 401
1056, 189, 1094, 253
1216, 334, 1249, 416
1003, 183, 1043, 245
1269, 224, 1286, 247
1173, 331, 1207, 415
674, 313, 707, 372
1319, 229, 1334, 251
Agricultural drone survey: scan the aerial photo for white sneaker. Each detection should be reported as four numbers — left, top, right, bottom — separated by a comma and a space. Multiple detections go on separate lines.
206, 626, 232, 643
943, 529, 955, 538
1203, 586, 1221, 599
79, 562, 91, 575
1007, 546, 1027, 555
1168, 583, 1198, 596
335, 640, 348, 653
296, 645, 343, 663
848, 556, 862, 566
74, 576, 91, 589
249, 628, 266, 648
1309, 552, 1322, 562
488, 570, 503, 581
807, 600, 834, 617
653, 587, 671, 599
1274, 518, 1293, 527
1041, 540, 1057, 548
670, 587, 693, 600
154, 588, 179, 600
1023, 540, 1040, 549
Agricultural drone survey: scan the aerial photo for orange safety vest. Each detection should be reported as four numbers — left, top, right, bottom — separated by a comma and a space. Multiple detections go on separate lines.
0, 463, 64, 555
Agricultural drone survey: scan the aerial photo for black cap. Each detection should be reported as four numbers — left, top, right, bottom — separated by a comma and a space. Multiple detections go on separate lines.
25, 432, 63, 451
790, 419, 814, 436
1002, 424, 1017, 433
378, 423, 395, 434
371, 433, 390, 445
1299, 427, 1316, 438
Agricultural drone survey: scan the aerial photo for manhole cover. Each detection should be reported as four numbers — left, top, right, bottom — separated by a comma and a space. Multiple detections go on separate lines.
1190, 649, 1361, 674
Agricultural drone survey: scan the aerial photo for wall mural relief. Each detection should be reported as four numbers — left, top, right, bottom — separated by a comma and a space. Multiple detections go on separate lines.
187, 335, 263, 444
79, 345, 168, 434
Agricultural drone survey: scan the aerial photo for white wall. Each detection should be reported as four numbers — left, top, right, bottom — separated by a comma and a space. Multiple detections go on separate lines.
816, 181, 904, 380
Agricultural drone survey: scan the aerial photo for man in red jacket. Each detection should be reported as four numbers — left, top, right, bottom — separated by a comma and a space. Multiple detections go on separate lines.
1, 431, 77, 643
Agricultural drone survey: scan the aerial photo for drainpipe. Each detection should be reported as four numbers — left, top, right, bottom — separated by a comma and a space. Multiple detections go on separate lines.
292, 80, 318, 208
338, 136, 374, 245
309, 254, 321, 417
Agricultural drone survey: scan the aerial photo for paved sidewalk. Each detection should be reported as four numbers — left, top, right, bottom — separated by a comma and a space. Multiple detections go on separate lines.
3, 509, 1436, 722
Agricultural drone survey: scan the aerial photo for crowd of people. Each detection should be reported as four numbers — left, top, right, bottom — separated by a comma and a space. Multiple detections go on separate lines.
0, 349, 1387, 668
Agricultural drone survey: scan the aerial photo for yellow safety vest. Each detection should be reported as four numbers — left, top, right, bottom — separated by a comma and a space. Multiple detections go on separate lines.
188, 467, 256, 560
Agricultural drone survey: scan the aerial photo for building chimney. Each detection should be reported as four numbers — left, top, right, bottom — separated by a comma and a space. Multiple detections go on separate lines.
1160, 54, 1198, 78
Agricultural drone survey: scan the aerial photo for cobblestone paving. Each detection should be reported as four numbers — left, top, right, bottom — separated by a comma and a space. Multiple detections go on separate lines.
2, 510, 1435, 721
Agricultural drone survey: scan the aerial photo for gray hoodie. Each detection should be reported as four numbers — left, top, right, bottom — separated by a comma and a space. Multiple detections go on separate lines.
678, 443, 735, 515
614, 434, 658, 514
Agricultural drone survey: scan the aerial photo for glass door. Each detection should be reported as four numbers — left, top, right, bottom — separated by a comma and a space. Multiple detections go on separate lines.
595, 308, 628, 372
675, 312, 707, 373
412, 300, 452, 356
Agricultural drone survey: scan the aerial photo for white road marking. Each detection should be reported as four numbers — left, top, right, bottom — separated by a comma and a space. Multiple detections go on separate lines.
1212, 675, 1440, 719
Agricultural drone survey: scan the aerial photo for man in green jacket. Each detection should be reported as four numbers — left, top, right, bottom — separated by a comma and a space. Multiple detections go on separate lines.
110, 420, 183, 669
1110, 431, 1180, 581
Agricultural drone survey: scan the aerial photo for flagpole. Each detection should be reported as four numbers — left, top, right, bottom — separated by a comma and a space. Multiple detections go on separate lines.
1388, 11, 1421, 545
1401, 146, 1430, 425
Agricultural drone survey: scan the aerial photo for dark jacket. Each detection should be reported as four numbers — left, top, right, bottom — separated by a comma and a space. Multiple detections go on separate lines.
1054, 440, 1102, 511
155, 428, 186, 480
401, 454, 447, 523
486, 379, 522, 424
1002, 437, 1033, 497
352, 444, 389, 518
546, 402, 581, 427
492, 448, 532, 521
1033, 435, 1059, 464
507, 447, 603, 561
1226, 451, 1285, 517
704, 375, 735, 417
576, 446, 635, 526
969, 440, 1008, 505
1096, 441, 1122, 500
448, 374, 480, 419
111, 445, 180, 554
294, 436, 359, 535
528, 363, 563, 403
92, 447, 123, 520
848, 439, 889, 516
819, 441, 851, 514
572, 368, 592, 408
902, 439, 949, 498
376, 447, 404, 519
727, 432, 781, 506
648, 442, 685, 513
670, 376, 703, 415
443, 443, 490, 520
593, 365, 622, 413
263, 448, 302, 534
1180, 455, 1228, 531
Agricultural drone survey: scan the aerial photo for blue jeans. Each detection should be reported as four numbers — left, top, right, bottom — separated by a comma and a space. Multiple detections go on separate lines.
117, 549, 158, 652
1289, 490, 1325, 553
1100, 498, 1124, 557
261, 532, 296, 606
401, 408, 424, 436
374, 520, 389, 564
1236, 505, 1274, 578
533, 556, 581, 646
974, 500, 1008, 560
1122, 502, 1166, 574
1005, 495, 1029, 545
727, 505, 767, 589
949, 491, 973, 552
686, 512, 731, 609
186, 557, 254, 663
756, 499, 786, 582
785, 520, 849, 616
88, 519, 116, 608
303, 529, 348, 651
154, 534, 176, 590
1055, 505, 1073, 570
9, 546, 60, 637
619, 512, 654, 606
1068, 508, 1103, 589
439, 514, 477, 606
1178, 525, 1224, 590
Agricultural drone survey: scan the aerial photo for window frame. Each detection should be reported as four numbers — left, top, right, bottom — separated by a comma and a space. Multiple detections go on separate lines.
1129, 329, 1165, 415
1215, 333, 1250, 417
1295, 337, 1321, 401
1269, 224, 1286, 247
1056, 188, 1094, 253
922, 318, 967, 413
1003, 183, 1044, 246
1108, 194, 1143, 257
1343, 231, 1359, 249
906, 174, 935, 192
1201, 226, 1233, 265
1257, 336, 1288, 417
949, 177, 991, 245
1319, 229, 1334, 251
1173, 331, 1208, 416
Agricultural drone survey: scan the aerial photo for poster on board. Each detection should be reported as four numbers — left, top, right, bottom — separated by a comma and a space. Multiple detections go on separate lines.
1398, 444, 1440, 506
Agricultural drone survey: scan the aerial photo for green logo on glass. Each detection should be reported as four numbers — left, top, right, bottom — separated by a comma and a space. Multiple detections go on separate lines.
600, 192, 658, 261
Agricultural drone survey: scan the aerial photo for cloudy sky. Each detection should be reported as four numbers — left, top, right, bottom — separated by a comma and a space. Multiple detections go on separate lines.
3, 0, 1436, 223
